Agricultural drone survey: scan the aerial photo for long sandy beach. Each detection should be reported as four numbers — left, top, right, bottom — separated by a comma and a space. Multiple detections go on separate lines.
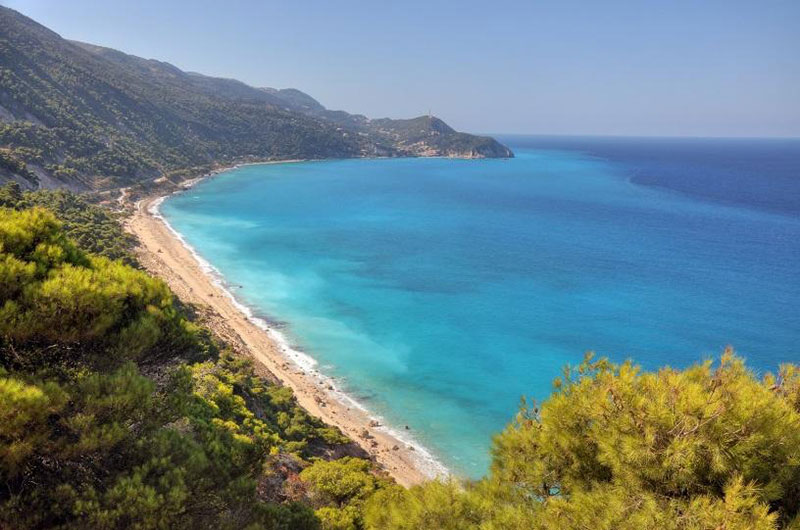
126, 190, 437, 487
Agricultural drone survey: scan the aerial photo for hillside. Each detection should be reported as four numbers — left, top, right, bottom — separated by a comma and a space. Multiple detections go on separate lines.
0, 6, 512, 191
262, 88, 514, 159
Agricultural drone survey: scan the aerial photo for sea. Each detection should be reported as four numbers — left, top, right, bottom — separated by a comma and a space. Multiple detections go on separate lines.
159, 135, 800, 478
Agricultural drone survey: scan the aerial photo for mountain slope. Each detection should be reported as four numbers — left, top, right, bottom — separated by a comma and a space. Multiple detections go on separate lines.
262, 88, 514, 159
0, 7, 512, 191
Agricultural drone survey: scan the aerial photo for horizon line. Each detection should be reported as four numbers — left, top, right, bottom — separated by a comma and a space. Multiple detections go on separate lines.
482, 132, 800, 141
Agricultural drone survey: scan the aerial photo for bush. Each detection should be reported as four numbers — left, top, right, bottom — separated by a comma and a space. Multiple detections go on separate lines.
365, 351, 800, 529
0, 207, 200, 370
301, 457, 389, 530
0, 200, 360, 528
0, 183, 137, 263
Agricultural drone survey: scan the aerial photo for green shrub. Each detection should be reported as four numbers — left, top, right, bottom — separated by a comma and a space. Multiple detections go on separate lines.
0, 184, 137, 263
0, 207, 199, 370
365, 351, 800, 529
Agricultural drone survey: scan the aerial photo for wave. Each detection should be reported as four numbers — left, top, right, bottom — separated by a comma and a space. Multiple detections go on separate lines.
150, 175, 450, 480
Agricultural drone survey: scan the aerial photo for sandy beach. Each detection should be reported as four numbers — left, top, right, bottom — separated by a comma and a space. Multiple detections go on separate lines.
125, 182, 437, 487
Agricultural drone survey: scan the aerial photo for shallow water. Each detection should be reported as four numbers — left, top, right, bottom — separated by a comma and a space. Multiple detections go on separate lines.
161, 136, 800, 478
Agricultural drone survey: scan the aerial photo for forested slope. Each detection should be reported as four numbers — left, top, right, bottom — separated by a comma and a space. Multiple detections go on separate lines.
0, 6, 511, 192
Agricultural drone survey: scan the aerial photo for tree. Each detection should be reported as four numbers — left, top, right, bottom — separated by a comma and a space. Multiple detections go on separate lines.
0, 182, 22, 207
0, 207, 200, 371
301, 457, 389, 530
365, 351, 800, 529
0, 206, 343, 528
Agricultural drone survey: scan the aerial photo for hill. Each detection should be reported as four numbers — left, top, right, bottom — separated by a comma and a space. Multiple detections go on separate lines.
0, 6, 512, 191
261, 88, 514, 159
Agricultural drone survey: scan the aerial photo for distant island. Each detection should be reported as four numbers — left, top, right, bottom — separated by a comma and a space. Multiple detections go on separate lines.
0, 6, 512, 192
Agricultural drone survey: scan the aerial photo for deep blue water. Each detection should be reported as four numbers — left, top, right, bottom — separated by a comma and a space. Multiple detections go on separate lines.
161, 136, 800, 478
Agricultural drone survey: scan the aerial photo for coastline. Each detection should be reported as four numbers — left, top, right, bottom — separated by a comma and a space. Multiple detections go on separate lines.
125, 162, 446, 487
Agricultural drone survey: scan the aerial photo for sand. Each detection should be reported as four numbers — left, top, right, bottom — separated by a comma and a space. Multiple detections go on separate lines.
126, 189, 437, 487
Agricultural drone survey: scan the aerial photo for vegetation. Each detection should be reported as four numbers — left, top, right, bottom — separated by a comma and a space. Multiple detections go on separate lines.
364, 353, 800, 529
0, 6, 511, 191
0, 196, 373, 528
301, 457, 391, 530
0, 6, 366, 189
2, 183, 137, 263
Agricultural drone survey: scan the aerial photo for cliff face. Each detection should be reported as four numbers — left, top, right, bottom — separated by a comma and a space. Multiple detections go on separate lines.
0, 6, 512, 191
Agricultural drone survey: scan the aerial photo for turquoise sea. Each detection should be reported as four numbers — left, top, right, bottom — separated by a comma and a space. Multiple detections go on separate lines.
160, 136, 800, 478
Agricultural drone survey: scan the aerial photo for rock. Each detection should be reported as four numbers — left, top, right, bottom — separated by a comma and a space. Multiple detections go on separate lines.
392, 445, 399, 451
369, 420, 381, 427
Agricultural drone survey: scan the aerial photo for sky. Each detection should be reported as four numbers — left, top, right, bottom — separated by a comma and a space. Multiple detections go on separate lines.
4, 0, 799, 137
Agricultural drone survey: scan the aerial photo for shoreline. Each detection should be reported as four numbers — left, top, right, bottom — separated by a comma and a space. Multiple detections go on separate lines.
125, 162, 446, 487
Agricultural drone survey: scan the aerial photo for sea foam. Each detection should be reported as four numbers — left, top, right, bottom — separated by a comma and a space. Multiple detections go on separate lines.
150, 171, 449, 480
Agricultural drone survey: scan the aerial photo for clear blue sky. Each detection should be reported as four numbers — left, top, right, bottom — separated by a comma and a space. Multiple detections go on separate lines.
5, 0, 799, 136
